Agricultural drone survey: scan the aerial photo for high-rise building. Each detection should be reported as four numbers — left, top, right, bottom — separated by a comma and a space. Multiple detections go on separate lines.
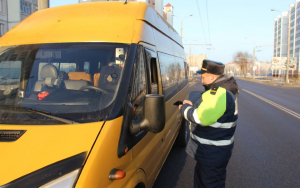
149, 0, 155, 9
290, 4, 296, 58
154, 0, 163, 16
0, 0, 38, 37
273, 0, 300, 77
273, 12, 288, 57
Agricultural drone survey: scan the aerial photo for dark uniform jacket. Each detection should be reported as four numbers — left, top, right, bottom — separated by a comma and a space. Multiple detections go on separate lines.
181, 75, 238, 166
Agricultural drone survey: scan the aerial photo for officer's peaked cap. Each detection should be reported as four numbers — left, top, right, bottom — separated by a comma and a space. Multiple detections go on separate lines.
196, 59, 225, 75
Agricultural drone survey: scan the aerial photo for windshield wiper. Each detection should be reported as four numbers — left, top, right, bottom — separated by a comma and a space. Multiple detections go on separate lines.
0, 104, 51, 114
0, 105, 79, 124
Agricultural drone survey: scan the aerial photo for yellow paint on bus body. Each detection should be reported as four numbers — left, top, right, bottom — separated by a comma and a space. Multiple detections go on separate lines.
0, 2, 188, 187
0, 2, 182, 47
0, 121, 103, 185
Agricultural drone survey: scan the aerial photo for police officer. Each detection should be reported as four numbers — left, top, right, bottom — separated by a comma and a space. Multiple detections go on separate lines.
179, 59, 238, 188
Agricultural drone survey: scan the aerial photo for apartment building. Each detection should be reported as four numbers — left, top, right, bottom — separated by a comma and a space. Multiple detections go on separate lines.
0, 0, 38, 37
273, 0, 300, 77
273, 12, 288, 58
186, 54, 207, 76
290, 4, 296, 58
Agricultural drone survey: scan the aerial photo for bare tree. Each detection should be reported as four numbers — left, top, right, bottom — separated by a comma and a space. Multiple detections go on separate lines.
233, 51, 252, 78
176, 63, 181, 82
168, 64, 176, 84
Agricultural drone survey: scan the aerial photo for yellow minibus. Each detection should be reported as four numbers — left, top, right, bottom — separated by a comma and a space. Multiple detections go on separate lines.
0, 2, 189, 188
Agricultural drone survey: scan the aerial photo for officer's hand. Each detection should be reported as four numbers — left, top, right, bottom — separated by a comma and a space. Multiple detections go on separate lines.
107, 75, 112, 82
183, 100, 193, 106
178, 104, 182, 110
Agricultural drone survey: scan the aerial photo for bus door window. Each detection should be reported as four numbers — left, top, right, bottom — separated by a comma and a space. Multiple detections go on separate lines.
144, 48, 158, 94
130, 45, 147, 122
117, 45, 148, 158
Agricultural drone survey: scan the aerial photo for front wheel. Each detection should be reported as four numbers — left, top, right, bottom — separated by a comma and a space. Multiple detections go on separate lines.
175, 119, 189, 147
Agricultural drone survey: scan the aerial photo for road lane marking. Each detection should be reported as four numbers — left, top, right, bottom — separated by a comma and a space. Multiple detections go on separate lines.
242, 89, 300, 120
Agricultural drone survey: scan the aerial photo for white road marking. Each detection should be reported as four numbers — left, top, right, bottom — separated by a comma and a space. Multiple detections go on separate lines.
242, 89, 300, 120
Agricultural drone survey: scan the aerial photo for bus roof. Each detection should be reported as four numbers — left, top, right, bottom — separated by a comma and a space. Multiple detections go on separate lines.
0, 2, 182, 47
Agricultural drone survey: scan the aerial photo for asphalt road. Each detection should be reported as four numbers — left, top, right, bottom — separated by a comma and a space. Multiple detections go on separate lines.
153, 78, 300, 188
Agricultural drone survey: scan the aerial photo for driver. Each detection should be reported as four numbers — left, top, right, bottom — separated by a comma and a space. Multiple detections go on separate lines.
99, 60, 123, 86
57, 71, 69, 89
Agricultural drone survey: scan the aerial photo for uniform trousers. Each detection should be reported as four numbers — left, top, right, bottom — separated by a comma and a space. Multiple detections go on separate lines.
194, 161, 228, 188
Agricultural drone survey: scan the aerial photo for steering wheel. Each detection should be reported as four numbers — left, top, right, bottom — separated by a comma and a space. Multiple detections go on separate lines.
79, 85, 108, 94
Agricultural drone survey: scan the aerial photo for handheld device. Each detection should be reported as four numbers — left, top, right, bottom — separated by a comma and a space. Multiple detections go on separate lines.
173, 101, 183, 106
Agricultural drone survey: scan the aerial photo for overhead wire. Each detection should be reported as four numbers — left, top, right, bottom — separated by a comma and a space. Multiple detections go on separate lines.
205, 0, 211, 44
195, 0, 207, 44
182, 37, 202, 43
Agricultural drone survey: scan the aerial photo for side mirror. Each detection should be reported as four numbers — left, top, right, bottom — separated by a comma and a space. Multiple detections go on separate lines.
129, 94, 165, 135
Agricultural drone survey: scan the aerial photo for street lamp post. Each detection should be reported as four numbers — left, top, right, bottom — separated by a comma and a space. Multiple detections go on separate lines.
246, 36, 274, 79
245, 37, 256, 79
184, 44, 212, 75
271, 9, 291, 84
172, 14, 193, 76
172, 14, 193, 39
252, 45, 273, 78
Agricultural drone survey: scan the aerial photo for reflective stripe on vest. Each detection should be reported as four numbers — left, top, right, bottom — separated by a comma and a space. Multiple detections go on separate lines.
184, 106, 192, 120
191, 133, 234, 146
209, 121, 237, 129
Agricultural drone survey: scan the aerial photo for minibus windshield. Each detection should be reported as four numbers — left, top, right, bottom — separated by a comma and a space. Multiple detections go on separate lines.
0, 43, 129, 124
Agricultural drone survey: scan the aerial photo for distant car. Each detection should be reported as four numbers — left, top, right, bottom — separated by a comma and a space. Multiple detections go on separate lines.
267, 73, 272, 77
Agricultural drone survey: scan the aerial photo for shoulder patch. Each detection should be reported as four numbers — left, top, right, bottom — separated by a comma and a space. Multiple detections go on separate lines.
210, 86, 219, 95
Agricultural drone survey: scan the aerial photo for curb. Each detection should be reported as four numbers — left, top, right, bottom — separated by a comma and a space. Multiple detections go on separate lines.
236, 77, 300, 88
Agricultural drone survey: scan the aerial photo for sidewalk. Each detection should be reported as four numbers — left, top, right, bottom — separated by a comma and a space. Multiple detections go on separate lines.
236, 76, 300, 87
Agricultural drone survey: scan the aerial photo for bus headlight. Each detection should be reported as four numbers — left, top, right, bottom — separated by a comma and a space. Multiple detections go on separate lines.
40, 169, 80, 188
0, 152, 86, 188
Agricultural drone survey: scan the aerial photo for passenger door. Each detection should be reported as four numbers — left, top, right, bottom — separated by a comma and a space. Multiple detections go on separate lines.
130, 45, 166, 186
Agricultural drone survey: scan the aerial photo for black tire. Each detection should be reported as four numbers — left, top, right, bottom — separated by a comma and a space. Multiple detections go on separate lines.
134, 183, 145, 188
175, 119, 189, 147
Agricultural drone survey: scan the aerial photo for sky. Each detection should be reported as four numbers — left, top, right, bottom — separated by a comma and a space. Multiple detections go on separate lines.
50, 0, 296, 64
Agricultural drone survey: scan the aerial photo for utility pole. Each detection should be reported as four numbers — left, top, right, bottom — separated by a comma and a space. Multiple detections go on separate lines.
184, 44, 212, 61
180, 21, 182, 39
253, 47, 256, 79
189, 46, 192, 73
184, 44, 212, 75
172, 14, 192, 39
38, 0, 49, 11
252, 45, 273, 79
